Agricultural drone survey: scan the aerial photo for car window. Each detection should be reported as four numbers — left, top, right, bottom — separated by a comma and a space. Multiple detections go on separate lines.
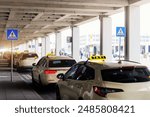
49, 60, 76, 67
41, 59, 47, 67
65, 64, 80, 80
76, 65, 95, 80
65, 64, 95, 80
22, 53, 38, 59
36, 57, 45, 66
101, 67, 150, 83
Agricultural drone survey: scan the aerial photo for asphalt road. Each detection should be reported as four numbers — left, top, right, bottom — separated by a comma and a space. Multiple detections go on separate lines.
0, 67, 56, 100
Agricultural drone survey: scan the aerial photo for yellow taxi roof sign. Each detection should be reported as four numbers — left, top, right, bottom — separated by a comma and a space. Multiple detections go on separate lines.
46, 53, 55, 56
89, 55, 106, 61
88, 55, 106, 64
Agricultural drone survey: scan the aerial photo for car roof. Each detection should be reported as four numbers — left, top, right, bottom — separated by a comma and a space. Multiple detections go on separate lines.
78, 60, 147, 70
46, 56, 75, 60
21, 52, 38, 54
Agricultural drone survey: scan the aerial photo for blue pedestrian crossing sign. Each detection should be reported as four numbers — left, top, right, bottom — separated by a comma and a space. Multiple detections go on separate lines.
6, 29, 19, 40
116, 27, 126, 37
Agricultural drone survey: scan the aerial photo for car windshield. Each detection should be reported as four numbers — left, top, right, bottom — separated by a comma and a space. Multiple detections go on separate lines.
49, 60, 76, 67
101, 67, 150, 83
22, 53, 38, 59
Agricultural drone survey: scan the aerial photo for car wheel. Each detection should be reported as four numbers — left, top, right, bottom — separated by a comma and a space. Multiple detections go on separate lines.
56, 85, 61, 100
78, 97, 83, 100
39, 76, 44, 87
16, 63, 21, 72
31, 72, 36, 85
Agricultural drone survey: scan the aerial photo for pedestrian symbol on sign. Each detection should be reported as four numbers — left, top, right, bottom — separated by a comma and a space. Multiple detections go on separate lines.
8, 31, 17, 39
117, 28, 124, 36
116, 27, 126, 37
6, 29, 18, 40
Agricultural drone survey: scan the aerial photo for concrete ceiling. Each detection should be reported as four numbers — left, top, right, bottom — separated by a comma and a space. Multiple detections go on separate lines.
0, 0, 144, 48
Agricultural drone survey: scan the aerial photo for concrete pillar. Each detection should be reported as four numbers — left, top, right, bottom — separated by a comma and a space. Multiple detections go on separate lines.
41, 37, 46, 56
125, 6, 140, 62
19, 43, 26, 52
25, 41, 28, 51
99, 16, 112, 61
28, 41, 32, 52
31, 39, 36, 52
45, 36, 51, 55
35, 38, 42, 58
55, 32, 62, 56
72, 26, 80, 62
35, 39, 38, 56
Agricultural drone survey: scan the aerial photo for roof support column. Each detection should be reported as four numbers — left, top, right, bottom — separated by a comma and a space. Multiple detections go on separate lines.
27, 41, 32, 52
99, 16, 112, 60
35, 38, 42, 58
71, 26, 80, 62
31, 39, 36, 52
45, 36, 51, 55
55, 32, 62, 56
41, 37, 46, 56
19, 43, 26, 52
125, 5, 140, 62
25, 41, 28, 50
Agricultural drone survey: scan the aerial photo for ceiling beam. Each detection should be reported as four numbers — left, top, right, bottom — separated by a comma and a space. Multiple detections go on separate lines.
9, 9, 104, 16
54, 14, 70, 22
1, 20, 71, 26
0, 2, 118, 13
6, 10, 15, 27
22, 12, 44, 29
0, 0, 129, 7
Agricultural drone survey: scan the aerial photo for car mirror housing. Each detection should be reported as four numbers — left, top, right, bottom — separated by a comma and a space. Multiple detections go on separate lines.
32, 63, 36, 66
57, 73, 65, 80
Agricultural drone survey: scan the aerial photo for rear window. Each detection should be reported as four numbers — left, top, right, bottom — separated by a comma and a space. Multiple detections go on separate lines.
49, 60, 76, 67
101, 67, 150, 83
22, 53, 38, 59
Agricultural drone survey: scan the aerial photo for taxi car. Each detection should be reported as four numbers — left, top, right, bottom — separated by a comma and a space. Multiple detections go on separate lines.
15, 52, 39, 71
31, 56, 76, 86
56, 55, 150, 100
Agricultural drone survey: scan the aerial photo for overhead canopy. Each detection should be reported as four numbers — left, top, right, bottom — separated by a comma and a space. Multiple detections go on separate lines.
0, 0, 145, 47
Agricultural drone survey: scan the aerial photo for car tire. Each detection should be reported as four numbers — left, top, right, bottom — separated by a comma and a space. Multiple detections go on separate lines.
16, 63, 21, 72
56, 85, 61, 100
39, 76, 44, 87
78, 97, 83, 100
31, 72, 36, 85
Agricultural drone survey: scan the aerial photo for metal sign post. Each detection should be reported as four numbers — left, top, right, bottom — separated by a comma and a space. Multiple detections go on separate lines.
116, 27, 126, 61
6, 28, 19, 82
119, 37, 121, 61
11, 40, 13, 82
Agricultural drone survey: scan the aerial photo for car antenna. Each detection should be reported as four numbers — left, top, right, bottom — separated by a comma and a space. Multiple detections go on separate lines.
84, 58, 89, 65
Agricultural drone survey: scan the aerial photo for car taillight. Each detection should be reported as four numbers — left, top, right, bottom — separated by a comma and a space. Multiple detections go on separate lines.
93, 86, 124, 97
44, 70, 57, 74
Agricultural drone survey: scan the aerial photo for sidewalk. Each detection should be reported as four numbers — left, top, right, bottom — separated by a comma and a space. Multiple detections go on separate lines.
0, 71, 42, 100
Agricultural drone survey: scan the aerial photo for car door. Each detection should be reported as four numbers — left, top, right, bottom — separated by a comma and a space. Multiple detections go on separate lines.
32, 57, 45, 82
58, 64, 81, 99
68, 65, 95, 100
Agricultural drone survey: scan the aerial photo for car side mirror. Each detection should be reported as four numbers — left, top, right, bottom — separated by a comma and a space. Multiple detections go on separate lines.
57, 73, 65, 80
32, 63, 36, 66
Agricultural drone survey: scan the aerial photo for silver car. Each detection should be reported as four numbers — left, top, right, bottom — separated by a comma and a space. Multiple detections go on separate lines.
56, 56, 150, 100
32, 56, 76, 86
16, 52, 39, 71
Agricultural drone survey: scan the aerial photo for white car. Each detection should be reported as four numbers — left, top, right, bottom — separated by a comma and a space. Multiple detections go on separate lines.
16, 52, 39, 71
56, 55, 150, 100
32, 56, 76, 86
